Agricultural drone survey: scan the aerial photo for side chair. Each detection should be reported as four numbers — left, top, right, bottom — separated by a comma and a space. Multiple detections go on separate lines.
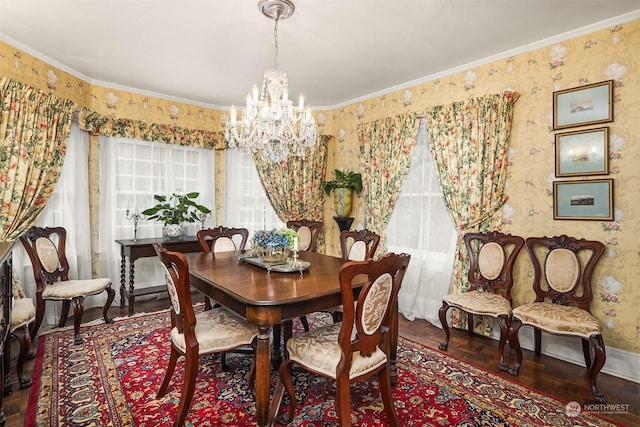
438, 231, 524, 371
269, 252, 411, 427
196, 226, 249, 254
285, 219, 323, 252
153, 243, 258, 427
19, 226, 115, 345
507, 235, 607, 403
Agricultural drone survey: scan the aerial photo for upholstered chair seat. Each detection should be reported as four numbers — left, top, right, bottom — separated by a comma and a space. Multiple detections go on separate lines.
11, 298, 36, 329
41, 278, 112, 300
512, 302, 601, 337
170, 307, 258, 353
443, 290, 512, 317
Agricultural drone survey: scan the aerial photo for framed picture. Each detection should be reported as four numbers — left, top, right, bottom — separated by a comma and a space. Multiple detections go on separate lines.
553, 179, 614, 221
555, 127, 609, 177
553, 80, 613, 130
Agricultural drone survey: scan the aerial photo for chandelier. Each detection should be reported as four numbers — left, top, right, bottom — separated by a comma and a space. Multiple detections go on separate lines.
224, 0, 318, 163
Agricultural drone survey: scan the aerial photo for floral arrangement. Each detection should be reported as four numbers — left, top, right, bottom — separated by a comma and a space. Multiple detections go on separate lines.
252, 228, 299, 249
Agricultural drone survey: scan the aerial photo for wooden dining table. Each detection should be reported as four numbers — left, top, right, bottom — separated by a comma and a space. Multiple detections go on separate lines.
184, 249, 400, 426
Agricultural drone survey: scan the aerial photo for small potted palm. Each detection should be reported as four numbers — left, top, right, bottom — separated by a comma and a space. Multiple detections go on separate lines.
323, 169, 362, 218
142, 192, 211, 237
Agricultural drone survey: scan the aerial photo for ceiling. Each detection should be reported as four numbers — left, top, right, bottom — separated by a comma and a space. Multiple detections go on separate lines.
1, 1, 638, 109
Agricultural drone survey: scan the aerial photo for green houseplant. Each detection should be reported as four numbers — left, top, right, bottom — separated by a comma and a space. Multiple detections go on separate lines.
142, 192, 211, 237
323, 169, 362, 218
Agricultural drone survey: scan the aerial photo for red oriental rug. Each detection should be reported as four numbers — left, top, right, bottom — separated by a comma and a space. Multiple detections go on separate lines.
26, 309, 620, 426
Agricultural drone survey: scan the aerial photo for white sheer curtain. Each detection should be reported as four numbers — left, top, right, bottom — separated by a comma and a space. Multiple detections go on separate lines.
387, 118, 457, 327
224, 149, 284, 236
12, 122, 101, 326
99, 137, 215, 304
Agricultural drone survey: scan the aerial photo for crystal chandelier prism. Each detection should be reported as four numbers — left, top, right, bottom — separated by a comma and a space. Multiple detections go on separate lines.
224, 0, 318, 163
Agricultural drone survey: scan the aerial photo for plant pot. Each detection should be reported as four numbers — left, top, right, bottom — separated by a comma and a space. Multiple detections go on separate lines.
162, 223, 187, 238
333, 188, 353, 218
258, 246, 290, 264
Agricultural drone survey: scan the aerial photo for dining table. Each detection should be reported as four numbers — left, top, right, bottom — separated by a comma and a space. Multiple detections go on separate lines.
183, 249, 401, 426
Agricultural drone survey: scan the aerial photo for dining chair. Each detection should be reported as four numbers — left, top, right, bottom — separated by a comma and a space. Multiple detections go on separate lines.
153, 243, 258, 427
196, 226, 249, 253
438, 231, 524, 371
507, 235, 607, 403
19, 226, 115, 345
321, 229, 381, 324
4, 282, 37, 390
269, 252, 410, 427
285, 219, 323, 252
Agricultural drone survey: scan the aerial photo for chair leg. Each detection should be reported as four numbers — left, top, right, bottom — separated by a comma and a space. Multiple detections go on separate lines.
14, 327, 32, 388
279, 359, 297, 424
534, 328, 542, 355
378, 365, 399, 427
30, 294, 45, 341
496, 314, 510, 372
581, 337, 592, 368
158, 346, 180, 398
588, 334, 607, 403
3, 334, 12, 396
59, 300, 71, 328
103, 286, 115, 324
438, 301, 451, 350
507, 318, 524, 376
174, 349, 199, 427
335, 374, 351, 427
72, 296, 85, 345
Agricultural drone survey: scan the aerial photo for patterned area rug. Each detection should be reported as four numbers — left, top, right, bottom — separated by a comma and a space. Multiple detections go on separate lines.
26, 309, 620, 427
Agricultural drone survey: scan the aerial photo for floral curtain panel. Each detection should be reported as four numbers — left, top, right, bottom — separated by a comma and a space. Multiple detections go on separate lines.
357, 113, 420, 254
425, 91, 519, 333
77, 107, 225, 149
0, 76, 77, 241
253, 135, 329, 225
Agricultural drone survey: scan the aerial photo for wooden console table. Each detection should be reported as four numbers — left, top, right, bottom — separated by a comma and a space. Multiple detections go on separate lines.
115, 236, 203, 316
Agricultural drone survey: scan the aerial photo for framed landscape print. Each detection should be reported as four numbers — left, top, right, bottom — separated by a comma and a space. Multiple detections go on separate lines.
555, 127, 609, 177
553, 179, 614, 221
553, 80, 613, 130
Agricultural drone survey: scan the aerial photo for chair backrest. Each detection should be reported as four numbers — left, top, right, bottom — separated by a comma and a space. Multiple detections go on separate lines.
20, 226, 70, 289
337, 252, 411, 361
286, 219, 323, 252
197, 226, 249, 253
339, 229, 380, 261
525, 235, 604, 311
464, 231, 524, 301
153, 243, 196, 335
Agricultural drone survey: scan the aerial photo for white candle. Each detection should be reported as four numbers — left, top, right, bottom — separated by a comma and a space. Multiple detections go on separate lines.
293, 237, 299, 251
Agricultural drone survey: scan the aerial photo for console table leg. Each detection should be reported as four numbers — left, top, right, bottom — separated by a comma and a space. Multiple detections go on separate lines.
119, 255, 126, 309
128, 262, 135, 316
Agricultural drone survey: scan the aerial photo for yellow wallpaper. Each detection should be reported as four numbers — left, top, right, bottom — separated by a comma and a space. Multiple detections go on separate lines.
1, 19, 638, 354
322, 21, 640, 354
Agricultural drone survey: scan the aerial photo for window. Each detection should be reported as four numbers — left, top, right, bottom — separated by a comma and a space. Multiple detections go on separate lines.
387, 119, 457, 326
99, 137, 215, 292
224, 148, 284, 237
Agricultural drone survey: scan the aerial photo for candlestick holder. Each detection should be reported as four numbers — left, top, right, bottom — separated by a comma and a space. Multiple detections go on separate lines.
197, 211, 210, 230
125, 209, 142, 241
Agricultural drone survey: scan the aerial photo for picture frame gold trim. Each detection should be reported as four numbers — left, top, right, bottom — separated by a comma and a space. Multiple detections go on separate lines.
553, 80, 613, 130
553, 179, 614, 221
555, 127, 609, 177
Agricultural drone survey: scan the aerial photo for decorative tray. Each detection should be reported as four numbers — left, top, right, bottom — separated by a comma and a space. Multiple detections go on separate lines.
237, 254, 310, 273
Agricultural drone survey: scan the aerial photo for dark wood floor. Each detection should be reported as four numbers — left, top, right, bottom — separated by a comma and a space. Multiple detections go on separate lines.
3, 296, 638, 426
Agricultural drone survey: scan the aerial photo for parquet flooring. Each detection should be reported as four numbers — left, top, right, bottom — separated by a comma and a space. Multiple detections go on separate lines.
3, 295, 638, 426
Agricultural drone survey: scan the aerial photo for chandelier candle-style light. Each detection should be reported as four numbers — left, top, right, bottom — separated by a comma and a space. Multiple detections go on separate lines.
225, 0, 318, 163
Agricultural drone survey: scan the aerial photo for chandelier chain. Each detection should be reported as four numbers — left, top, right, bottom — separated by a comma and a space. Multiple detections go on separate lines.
273, 18, 279, 70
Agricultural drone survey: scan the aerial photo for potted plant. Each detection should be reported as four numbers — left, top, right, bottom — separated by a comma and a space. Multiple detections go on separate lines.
323, 169, 362, 218
142, 192, 211, 237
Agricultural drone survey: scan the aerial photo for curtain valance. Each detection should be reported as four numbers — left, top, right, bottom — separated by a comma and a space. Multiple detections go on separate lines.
77, 107, 226, 150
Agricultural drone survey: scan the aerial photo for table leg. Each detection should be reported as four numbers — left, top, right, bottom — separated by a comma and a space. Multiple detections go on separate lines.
119, 255, 126, 308
128, 260, 136, 316
255, 325, 272, 427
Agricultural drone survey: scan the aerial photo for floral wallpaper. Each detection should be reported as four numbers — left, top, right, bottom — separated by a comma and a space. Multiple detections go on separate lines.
0, 19, 638, 355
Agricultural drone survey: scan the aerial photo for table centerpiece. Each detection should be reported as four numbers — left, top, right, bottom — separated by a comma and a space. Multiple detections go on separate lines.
251, 228, 300, 264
